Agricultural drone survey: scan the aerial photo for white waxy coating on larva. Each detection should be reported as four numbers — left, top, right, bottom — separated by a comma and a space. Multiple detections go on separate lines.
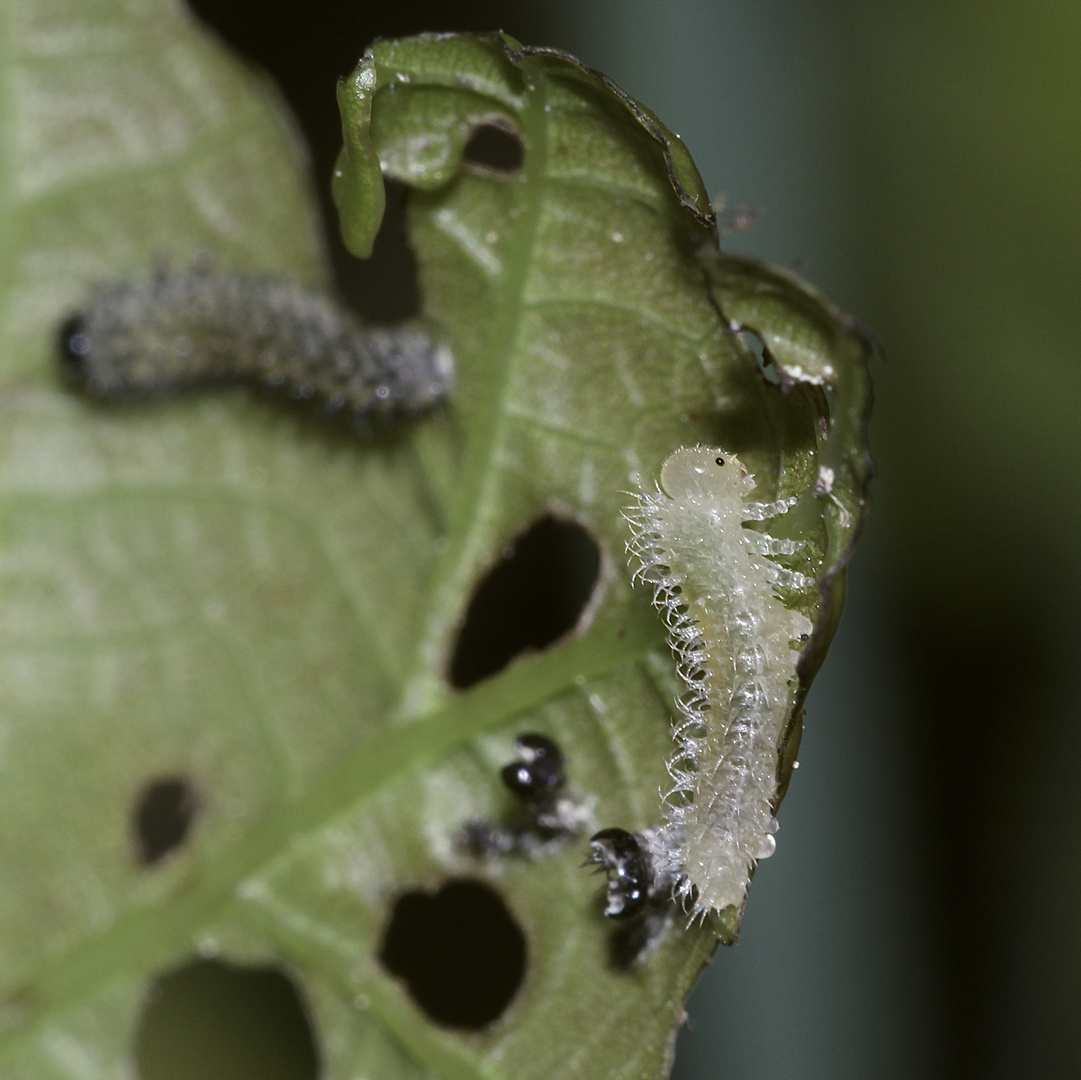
627, 445, 812, 917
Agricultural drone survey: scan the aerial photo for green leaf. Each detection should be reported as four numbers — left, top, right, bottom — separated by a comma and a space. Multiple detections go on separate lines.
0, 17, 872, 1080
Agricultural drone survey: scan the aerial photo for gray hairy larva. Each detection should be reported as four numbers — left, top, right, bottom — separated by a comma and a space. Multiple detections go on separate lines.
60, 265, 453, 418
623, 445, 813, 919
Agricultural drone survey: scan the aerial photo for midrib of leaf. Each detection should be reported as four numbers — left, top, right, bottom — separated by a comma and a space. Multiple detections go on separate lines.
0, 612, 662, 1058
400, 56, 552, 716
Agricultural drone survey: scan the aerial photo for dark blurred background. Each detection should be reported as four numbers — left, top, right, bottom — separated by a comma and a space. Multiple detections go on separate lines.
165, 2, 1081, 1077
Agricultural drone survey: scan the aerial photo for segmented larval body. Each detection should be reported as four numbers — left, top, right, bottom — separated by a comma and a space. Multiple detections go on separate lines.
61, 266, 453, 418
625, 446, 813, 917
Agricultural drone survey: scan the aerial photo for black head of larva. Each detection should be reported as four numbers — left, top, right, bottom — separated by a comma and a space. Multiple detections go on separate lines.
57, 312, 94, 388
587, 827, 651, 919
500, 733, 565, 800
715, 455, 725, 466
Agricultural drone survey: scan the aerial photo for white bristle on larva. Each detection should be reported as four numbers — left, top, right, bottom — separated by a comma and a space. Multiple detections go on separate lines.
625, 445, 813, 918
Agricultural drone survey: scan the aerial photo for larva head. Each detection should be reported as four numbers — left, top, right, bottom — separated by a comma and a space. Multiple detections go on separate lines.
659, 446, 752, 506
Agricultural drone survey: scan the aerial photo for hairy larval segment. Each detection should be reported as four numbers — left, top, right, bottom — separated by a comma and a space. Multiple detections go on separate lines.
62, 265, 453, 418
626, 446, 812, 917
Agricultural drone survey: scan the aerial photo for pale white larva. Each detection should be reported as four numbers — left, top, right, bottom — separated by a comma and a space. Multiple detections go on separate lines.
624, 445, 813, 918
60, 265, 453, 419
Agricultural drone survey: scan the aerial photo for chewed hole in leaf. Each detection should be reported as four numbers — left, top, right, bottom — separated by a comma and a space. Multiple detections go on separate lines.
133, 776, 199, 866
448, 516, 602, 689
379, 879, 527, 1029
134, 957, 319, 1079
463, 122, 524, 174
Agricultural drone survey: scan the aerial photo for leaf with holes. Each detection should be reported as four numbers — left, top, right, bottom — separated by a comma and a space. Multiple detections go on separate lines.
0, 18, 873, 1080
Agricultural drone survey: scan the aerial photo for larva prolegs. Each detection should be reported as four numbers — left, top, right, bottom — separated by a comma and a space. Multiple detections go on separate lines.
60, 265, 453, 420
